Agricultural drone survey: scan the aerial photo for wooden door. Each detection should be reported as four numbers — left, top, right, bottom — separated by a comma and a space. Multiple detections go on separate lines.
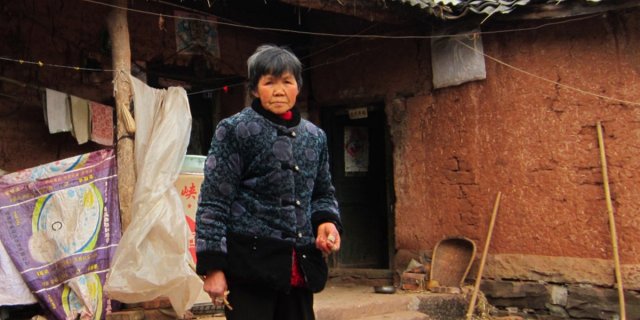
322, 104, 393, 269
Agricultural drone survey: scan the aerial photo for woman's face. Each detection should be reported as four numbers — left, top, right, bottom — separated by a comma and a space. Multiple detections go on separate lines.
253, 71, 299, 114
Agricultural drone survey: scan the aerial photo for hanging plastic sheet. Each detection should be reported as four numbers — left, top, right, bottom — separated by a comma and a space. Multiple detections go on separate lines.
104, 74, 202, 317
0, 149, 121, 319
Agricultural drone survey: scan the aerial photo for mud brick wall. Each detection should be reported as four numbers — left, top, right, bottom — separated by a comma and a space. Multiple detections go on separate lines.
310, 8, 640, 264
3, 3, 640, 316
0, 1, 270, 172
310, 8, 640, 316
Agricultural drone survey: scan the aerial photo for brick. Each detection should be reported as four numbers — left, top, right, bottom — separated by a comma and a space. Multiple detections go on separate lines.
125, 297, 172, 310
401, 272, 426, 291
143, 309, 179, 320
429, 286, 461, 294
106, 309, 144, 320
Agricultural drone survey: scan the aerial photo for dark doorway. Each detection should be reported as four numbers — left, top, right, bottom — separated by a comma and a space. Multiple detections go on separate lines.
185, 90, 217, 155
322, 104, 394, 269
146, 61, 244, 156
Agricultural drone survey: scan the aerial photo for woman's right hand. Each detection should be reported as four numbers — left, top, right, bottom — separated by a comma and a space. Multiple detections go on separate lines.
203, 270, 228, 305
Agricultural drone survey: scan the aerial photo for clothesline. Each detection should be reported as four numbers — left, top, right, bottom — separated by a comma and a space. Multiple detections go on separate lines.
0, 76, 115, 107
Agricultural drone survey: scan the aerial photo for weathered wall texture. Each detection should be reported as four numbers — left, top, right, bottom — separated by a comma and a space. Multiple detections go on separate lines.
309, 9, 640, 267
3, 0, 639, 279
0, 2, 111, 172
397, 11, 640, 263
0, 1, 272, 172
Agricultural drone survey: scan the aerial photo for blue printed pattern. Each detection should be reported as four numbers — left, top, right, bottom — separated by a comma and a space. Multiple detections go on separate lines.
195, 107, 340, 258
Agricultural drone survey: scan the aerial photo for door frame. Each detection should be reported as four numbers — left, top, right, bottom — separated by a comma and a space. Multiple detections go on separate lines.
320, 101, 396, 271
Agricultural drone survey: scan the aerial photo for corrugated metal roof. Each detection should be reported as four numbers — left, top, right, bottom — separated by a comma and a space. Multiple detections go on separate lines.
392, 0, 602, 20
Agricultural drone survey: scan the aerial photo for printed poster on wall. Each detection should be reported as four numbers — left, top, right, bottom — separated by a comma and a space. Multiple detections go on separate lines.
0, 149, 121, 320
174, 10, 220, 57
344, 126, 369, 175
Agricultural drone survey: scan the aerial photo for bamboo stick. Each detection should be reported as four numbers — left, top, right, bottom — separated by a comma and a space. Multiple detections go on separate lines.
465, 192, 501, 320
107, 0, 135, 231
596, 121, 626, 320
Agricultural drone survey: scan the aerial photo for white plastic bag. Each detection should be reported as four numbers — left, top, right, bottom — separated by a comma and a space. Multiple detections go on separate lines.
104, 74, 202, 317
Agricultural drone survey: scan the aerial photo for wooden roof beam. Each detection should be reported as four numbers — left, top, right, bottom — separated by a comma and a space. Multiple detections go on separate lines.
277, 0, 423, 24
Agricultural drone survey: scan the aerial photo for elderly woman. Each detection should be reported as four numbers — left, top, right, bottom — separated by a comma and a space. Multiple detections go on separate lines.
195, 44, 343, 320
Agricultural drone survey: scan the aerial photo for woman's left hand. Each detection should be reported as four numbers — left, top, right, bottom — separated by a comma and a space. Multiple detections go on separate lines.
316, 222, 341, 255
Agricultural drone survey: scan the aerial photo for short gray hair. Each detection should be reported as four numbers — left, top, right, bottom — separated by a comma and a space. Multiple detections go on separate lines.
247, 44, 303, 93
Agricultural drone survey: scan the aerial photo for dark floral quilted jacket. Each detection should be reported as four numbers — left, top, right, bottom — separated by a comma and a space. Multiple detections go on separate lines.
195, 99, 342, 292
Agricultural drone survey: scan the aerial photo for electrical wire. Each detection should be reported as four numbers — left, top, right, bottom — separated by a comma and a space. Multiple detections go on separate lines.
187, 44, 380, 96
0, 56, 113, 72
2, 0, 636, 106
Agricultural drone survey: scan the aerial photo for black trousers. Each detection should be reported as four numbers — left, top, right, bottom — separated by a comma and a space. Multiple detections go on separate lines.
224, 282, 315, 320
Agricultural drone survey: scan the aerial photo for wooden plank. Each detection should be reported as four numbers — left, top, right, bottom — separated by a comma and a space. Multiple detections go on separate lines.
283, 0, 640, 23
277, 0, 419, 24
499, 0, 640, 20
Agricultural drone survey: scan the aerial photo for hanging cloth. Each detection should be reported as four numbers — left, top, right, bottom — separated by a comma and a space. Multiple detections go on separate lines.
69, 95, 90, 144
45, 88, 72, 134
41, 90, 48, 125
89, 101, 114, 146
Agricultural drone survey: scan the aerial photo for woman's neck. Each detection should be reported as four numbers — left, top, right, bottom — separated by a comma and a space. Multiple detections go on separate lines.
251, 99, 300, 128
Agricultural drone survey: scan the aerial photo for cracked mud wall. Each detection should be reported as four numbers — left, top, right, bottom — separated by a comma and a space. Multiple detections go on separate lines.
0, 1, 266, 172
389, 11, 640, 263
309, 9, 640, 264
4, 2, 638, 266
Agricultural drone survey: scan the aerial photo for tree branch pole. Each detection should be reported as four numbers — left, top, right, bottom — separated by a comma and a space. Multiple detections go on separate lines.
466, 192, 501, 320
107, 0, 136, 231
596, 121, 626, 320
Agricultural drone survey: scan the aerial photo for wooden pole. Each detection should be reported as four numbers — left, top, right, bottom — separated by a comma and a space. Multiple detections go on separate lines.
596, 121, 626, 320
466, 192, 501, 320
107, 0, 136, 231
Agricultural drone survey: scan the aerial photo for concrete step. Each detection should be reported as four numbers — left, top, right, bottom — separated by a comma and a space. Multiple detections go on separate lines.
314, 285, 468, 320
352, 310, 432, 320
315, 286, 420, 320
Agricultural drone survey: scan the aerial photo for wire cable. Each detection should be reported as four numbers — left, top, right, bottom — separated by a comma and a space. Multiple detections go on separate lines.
0, 56, 113, 72
3, 1, 635, 106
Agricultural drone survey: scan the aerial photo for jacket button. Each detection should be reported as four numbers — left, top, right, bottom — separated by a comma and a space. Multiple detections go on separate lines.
295, 200, 301, 206
291, 131, 297, 137
298, 232, 302, 238
252, 246, 257, 250
302, 254, 306, 259
294, 165, 300, 172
